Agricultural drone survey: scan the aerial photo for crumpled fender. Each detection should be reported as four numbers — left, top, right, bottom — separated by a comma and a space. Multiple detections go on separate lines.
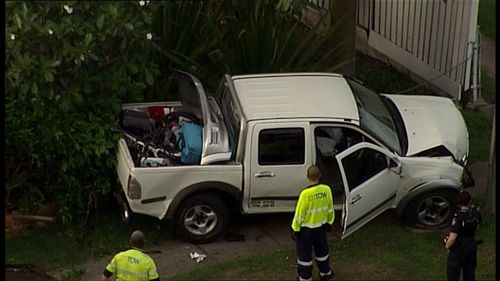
396, 179, 462, 217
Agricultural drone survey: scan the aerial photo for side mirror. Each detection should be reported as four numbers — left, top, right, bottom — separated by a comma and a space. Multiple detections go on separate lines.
388, 157, 402, 175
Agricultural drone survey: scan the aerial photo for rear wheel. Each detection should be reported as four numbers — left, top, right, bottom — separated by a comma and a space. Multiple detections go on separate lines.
176, 193, 228, 243
404, 190, 457, 229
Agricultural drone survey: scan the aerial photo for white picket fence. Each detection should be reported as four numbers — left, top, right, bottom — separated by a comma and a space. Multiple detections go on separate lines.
309, 0, 481, 101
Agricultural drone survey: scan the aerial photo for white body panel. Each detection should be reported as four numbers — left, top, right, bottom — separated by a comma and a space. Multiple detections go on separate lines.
232, 74, 359, 122
385, 94, 469, 160
116, 139, 242, 219
246, 121, 312, 212
394, 156, 463, 204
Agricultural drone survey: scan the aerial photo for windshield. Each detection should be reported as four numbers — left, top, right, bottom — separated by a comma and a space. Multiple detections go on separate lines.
347, 79, 402, 155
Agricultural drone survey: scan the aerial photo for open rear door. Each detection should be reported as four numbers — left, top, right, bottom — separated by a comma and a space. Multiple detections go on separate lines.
173, 70, 232, 165
336, 142, 402, 239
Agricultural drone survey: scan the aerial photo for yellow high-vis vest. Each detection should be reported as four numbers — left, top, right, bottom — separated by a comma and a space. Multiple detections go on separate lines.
105, 248, 159, 281
291, 184, 335, 232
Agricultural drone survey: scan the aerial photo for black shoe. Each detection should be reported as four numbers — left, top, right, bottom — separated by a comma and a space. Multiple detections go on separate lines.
320, 272, 334, 281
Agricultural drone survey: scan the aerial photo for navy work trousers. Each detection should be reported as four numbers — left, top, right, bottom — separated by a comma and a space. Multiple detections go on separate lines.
296, 227, 332, 281
447, 239, 478, 281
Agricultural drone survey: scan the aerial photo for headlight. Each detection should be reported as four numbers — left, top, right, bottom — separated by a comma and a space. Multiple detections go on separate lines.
457, 154, 468, 166
127, 176, 142, 199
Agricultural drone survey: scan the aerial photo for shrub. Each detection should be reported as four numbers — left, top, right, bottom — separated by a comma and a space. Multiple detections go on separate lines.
5, 1, 161, 224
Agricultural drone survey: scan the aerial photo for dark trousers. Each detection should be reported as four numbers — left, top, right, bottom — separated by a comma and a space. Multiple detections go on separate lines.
296, 227, 332, 281
447, 239, 478, 281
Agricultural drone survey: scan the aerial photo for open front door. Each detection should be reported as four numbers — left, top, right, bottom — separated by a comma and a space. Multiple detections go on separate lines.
336, 142, 402, 239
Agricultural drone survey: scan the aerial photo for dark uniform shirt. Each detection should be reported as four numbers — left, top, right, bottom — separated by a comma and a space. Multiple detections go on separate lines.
449, 207, 482, 240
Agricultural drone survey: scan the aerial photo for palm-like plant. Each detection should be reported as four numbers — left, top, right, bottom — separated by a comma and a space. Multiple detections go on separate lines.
209, 0, 349, 75
151, 0, 350, 93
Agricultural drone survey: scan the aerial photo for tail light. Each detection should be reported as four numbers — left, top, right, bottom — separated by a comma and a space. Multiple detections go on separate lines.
127, 176, 142, 199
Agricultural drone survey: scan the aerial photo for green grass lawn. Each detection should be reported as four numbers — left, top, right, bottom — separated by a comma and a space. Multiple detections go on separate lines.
168, 211, 496, 281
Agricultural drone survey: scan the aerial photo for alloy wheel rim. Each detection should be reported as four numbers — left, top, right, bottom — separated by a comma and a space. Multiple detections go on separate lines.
416, 195, 451, 226
183, 204, 218, 235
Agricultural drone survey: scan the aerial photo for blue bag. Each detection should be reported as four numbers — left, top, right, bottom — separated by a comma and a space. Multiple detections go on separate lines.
178, 122, 203, 164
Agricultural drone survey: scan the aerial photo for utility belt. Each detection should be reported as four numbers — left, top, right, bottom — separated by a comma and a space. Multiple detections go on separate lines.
458, 236, 475, 241
452, 237, 482, 250
460, 237, 483, 246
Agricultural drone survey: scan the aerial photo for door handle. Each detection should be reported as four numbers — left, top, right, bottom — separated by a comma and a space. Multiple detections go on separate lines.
254, 172, 276, 178
351, 194, 362, 204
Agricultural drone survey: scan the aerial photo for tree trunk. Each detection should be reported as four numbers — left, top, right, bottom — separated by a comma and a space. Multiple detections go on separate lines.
330, 0, 357, 76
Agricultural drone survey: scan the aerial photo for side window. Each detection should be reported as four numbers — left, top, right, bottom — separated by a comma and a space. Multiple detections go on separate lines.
341, 148, 387, 191
259, 128, 304, 165
315, 127, 345, 191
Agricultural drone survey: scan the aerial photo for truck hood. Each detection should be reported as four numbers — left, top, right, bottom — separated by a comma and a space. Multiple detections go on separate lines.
384, 94, 469, 160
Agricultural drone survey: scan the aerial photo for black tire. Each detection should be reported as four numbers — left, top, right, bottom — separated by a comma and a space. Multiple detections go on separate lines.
175, 193, 228, 243
404, 190, 458, 229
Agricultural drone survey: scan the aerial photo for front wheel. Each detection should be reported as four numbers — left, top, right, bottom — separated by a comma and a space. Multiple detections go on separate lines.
175, 193, 228, 243
404, 190, 457, 229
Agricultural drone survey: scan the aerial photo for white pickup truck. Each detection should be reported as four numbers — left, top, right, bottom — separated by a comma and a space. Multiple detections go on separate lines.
113, 71, 474, 243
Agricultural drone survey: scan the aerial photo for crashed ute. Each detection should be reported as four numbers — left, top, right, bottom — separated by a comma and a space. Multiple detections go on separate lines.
113, 71, 474, 243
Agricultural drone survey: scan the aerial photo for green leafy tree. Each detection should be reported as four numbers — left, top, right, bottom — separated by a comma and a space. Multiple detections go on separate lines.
5, 1, 161, 224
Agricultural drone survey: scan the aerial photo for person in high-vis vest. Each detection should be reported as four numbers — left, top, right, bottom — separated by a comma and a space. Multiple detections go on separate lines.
291, 165, 335, 281
102, 230, 160, 281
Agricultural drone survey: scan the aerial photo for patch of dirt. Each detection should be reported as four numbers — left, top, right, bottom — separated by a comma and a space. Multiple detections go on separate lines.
5, 213, 37, 234
6, 267, 57, 281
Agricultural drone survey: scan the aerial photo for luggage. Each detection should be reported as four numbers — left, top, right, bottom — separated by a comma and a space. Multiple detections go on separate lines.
121, 110, 152, 136
178, 122, 203, 164
148, 106, 166, 121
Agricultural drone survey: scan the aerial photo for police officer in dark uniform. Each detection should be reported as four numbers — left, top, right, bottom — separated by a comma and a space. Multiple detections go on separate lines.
444, 190, 482, 281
